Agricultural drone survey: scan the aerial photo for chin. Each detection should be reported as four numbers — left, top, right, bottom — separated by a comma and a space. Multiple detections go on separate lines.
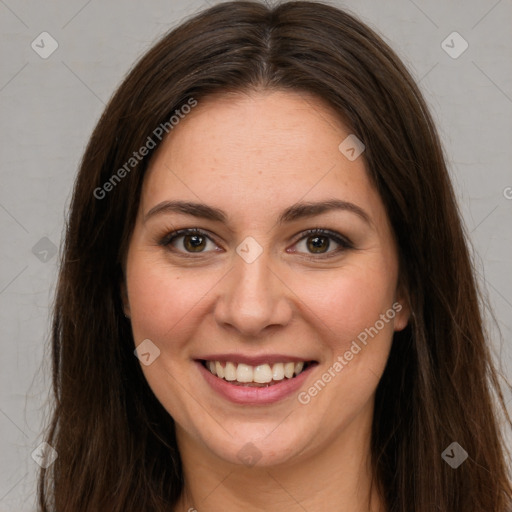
195, 419, 314, 468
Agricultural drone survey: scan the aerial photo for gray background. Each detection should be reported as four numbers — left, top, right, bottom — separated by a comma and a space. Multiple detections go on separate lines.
1, 0, 511, 509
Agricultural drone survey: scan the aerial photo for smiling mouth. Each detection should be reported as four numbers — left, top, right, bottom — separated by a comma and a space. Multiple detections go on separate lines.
199, 360, 318, 387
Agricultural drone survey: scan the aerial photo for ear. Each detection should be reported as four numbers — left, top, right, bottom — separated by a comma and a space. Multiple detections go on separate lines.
393, 281, 411, 332
120, 278, 131, 319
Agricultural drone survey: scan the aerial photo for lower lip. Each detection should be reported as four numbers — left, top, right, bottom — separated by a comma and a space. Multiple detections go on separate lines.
196, 361, 317, 405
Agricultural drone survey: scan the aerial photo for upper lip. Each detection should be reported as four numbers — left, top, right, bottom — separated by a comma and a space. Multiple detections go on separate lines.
196, 354, 317, 366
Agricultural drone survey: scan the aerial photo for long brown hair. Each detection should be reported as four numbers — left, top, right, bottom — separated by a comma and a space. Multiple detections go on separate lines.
38, 1, 512, 510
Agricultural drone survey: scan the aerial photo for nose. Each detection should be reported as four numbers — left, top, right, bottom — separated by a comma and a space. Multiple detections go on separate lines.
213, 244, 293, 338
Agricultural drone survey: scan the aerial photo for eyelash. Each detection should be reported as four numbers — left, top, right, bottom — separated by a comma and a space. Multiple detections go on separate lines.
158, 227, 353, 259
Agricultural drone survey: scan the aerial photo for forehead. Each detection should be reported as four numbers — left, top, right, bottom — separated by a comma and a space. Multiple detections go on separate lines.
140, 90, 383, 226
150, 89, 348, 171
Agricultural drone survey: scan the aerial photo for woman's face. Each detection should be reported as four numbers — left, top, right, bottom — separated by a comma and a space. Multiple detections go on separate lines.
123, 90, 409, 468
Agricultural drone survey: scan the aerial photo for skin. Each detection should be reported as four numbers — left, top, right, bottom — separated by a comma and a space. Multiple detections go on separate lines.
122, 89, 410, 512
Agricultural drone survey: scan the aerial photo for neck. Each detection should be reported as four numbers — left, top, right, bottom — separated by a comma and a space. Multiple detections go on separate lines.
174, 400, 385, 512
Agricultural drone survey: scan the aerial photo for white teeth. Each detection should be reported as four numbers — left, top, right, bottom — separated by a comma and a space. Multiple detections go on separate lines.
215, 361, 225, 379
204, 360, 310, 383
284, 362, 295, 379
272, 362, 285, 380
253, 364, 273, 383
224, 361, 237, 381
236, 363, 253, 383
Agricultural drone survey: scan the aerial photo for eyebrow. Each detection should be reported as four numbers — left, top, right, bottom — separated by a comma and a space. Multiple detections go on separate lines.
143, 199, 371, 226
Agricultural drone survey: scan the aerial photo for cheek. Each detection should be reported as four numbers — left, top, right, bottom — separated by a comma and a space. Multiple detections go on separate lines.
295, 260, 398, 352
126, 253, 222, 344
294, 265, 398, 424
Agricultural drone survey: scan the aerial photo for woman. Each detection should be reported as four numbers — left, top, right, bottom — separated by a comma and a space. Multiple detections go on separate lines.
38, 1, 512, 511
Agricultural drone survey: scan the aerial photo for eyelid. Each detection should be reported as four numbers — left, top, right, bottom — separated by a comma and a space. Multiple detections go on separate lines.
291, 228, 352, 247
288, 228, 353, 259
158, 228, 220, 249
158, 227, 353, 257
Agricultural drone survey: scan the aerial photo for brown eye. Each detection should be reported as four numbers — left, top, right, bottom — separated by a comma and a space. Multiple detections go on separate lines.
291, 228, 352, 258
182, 233, 207, 252
306, 235, 331, 253
160, 229, 219, 254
